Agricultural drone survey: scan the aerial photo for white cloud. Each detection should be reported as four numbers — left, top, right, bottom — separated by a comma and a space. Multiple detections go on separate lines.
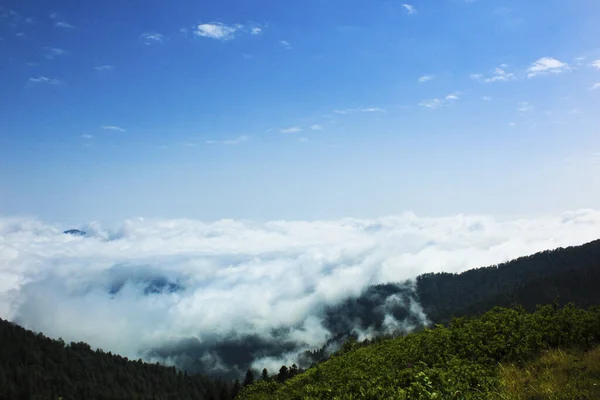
281, 127, 303, 133
55, 21, 74, 29
517, 101, 534, 113
419, 99, 443, 109
592, 60, 600, 70
81, 134, 93, 139
311, 125, 323, 131
141, 33, 164, 45
206, 135, 249, 145
102, 125, 126, 132
279, 40, 292, 49
251, 27, 263, 35
333, 107, 385, 114
591, 83, 600, 91
471, 66, 516, 83
1, 210, 600, 374
402, 4, 417, 14
418, 75, 434, 83
527, 57, 570, 78
94, 65, 114, 72
28, 76, 61, 85
195, 23, 242, 40
419, 93, 459, 109
44, 47, 67, 60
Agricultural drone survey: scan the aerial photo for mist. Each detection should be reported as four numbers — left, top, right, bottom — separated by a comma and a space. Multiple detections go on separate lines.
1, 209, 599, 377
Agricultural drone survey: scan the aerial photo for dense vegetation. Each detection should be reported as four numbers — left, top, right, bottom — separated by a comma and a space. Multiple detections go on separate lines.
417, 239, 600, 323
240, 304, 600, 399
0, 318, 240, 400
292, 239, 600, 369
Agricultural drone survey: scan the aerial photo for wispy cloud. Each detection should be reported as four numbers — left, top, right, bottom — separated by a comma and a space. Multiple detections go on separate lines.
471, 66, 516, 83
206, 135, 249, 145
592, 60, 600, 70
94, 65, 114, 72
281, 127, 303, 133
251, 27, 263, 35
418, 75, 434, 83
279, 40, 292, 49
590, 83, 600, 91
141, 33, 164, 45
333, 107, 385, 114
482, 96, 493, 101
28, 76, 61, 85
102, 125, 126, 132
81, 134, 93, 139
527, 57, 570, 78
402, 4, 417, 14
44, 47, 67, 60
55, 21, 75, 29
298, 137, 310, 143
311, 125, 323, 131
195, 23, 242, 41
419, 93, 460, 109
517, 101, 534, 113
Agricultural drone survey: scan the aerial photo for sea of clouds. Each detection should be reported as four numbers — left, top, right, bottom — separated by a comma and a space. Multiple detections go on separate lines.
1, 209, 600, 376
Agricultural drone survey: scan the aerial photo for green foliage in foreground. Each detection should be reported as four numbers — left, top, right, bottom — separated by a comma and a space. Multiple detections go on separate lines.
239, 304, 600, 399
499, 346, 600, 399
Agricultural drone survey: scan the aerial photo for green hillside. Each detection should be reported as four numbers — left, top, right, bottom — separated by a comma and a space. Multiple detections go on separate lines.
239, 304, 600, 399
0, 318, 240, 400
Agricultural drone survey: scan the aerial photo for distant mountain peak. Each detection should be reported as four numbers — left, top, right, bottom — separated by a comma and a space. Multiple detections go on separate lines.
63, 229, 86, 236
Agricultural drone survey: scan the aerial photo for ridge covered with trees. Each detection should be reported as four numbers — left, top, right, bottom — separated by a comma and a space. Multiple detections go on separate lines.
0, 318, 240, 400
240, 304, 600, 399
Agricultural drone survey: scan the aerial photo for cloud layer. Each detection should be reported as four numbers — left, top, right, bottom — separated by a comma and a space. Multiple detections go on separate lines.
1, 210, 599, 375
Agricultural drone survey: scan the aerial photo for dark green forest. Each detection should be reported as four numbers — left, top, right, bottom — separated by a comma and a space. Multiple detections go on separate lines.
416, 238, 600, 323
0, 319, 240, 400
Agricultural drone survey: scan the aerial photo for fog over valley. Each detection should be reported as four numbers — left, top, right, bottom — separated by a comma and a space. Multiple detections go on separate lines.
2, 209, 599, 376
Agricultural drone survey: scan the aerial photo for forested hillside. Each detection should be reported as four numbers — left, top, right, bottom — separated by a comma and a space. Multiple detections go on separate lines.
0, 318, 239, 400
416, 239, 600, 323
240, 304, 600, 399
292, 239, 600, 368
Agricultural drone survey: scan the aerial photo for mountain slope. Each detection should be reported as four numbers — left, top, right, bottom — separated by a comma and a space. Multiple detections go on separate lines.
0, 318, 239, 400
416, 239, 600, 323
239, 304, 600, 399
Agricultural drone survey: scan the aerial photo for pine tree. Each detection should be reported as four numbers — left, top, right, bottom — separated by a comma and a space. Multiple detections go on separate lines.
243, 369, 254, 387
261, 368, 269, 381
231, 379, 241, 398
277, 365, 288, 383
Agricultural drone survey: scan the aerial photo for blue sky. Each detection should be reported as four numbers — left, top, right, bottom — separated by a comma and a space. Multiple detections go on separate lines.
1, 0, 600, 224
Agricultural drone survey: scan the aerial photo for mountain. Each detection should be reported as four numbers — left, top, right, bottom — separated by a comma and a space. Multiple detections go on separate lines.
63, 229, 86, 236
0, 318, 240, 400
416, 238, 600, 323
239, 304, 600, 399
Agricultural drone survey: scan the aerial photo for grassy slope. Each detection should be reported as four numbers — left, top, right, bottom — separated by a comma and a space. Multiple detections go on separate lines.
239, 304, 600, 400
499, 347, 600, 399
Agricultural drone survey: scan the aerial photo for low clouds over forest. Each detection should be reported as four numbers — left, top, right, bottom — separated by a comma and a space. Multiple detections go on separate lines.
1, 209, 599, 376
